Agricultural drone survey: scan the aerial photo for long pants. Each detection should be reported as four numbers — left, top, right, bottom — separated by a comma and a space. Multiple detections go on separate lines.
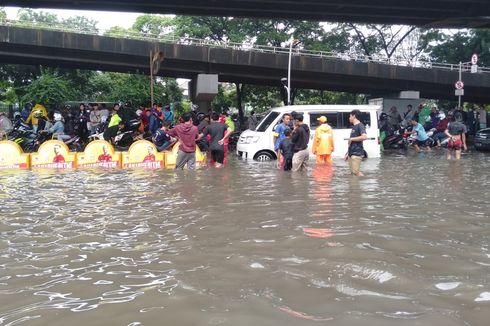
292, 148, 309, 172
156, 141, 171, 152
316, 154, 332, 164
175, 150, 196, 170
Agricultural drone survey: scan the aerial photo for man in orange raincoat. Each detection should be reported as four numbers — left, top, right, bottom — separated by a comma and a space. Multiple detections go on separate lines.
312, 116, 334, 164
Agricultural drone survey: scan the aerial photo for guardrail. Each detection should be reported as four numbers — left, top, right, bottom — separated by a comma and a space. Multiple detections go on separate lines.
1, 19, 489, 74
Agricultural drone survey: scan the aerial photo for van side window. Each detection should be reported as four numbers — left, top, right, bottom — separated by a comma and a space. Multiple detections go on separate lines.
256, 111, 280, 132
309, 113, 338, 129
340, 112, 371, 128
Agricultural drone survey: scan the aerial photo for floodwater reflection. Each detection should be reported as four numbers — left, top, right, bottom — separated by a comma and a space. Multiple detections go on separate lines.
0, 152, 489, 325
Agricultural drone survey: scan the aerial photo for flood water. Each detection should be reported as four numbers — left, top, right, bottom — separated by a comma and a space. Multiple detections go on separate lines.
1, 151, 489, 326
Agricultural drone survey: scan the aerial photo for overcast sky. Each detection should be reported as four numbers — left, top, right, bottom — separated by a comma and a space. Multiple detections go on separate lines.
4, 7, 143, 31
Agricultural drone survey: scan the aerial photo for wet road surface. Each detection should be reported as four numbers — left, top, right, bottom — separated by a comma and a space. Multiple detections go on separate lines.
1, 151, 489, 325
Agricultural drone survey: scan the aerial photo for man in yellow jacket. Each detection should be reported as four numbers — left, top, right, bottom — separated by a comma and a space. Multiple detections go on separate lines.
26, 104, 48, 133
312, 116, 334, 164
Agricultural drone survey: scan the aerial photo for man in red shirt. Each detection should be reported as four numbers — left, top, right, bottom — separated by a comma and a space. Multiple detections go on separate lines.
143, 146, 156, 162
433, 112, 451, 147
167, 112, 200, 169
97, 145, 113, 162
52, 144, 65, 163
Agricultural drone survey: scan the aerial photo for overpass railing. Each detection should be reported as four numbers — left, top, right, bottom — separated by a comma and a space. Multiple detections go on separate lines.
1, 19, 489, 74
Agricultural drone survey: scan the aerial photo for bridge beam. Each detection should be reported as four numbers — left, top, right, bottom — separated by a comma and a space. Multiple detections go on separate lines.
1, 26, 490, 102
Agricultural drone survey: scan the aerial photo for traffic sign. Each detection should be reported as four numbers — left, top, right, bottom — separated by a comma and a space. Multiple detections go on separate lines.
455, 80, 464, 89
455, 89, 464, 96
471, 65, 478, 73
471, 54, 478, 65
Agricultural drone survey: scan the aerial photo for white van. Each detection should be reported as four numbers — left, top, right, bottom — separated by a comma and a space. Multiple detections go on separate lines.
237, 105, 381, 161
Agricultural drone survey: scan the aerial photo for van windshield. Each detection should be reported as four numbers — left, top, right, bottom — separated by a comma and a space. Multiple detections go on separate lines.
256, 111, 280, 132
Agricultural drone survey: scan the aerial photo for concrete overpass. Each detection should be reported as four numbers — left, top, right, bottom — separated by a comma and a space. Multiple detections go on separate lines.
2, 0, 490, 28
1, 25, 490, 102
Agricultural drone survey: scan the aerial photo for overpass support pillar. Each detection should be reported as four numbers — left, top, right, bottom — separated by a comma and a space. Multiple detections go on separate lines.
189, 74, 218, 112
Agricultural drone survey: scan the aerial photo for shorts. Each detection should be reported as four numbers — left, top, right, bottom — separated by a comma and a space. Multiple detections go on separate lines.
211, 149, 225, 164
448, 138, 462, 151
348, 155, 363, 175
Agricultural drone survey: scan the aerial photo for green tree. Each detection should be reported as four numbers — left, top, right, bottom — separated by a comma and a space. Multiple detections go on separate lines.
62, 16, 99, 33
0, 65, 42, 102
104, 26, 137, 38
17, 8, 59, 25
21, 69, 75, 108
338, 23, 439, 63
89, 72, 182, 105
429, 29, 490, 66
211, 84, 236, 112
243, 85, 283, 112
0, 7, 6, 20
132, 14, 175, 37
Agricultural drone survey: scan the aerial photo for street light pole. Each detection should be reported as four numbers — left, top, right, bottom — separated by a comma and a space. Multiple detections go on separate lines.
458, 61, 462, 108
287, 37, 293, 105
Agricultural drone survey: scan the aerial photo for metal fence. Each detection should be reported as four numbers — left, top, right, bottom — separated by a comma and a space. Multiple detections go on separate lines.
1, 19, 489, 74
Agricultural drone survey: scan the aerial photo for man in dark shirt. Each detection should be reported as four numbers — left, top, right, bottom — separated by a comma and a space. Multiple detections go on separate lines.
345, 109, 367, 176
291, 114, 310, 172
202, 112, 231, 167
103, 121, 125, 144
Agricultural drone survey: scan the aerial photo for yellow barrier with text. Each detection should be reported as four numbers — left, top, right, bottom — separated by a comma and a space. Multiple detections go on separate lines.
30, 140, 76, 169
77, 140, 121, 168
164, 141, 206, 168
121, 140, 165, 169
0, 140, 30, 169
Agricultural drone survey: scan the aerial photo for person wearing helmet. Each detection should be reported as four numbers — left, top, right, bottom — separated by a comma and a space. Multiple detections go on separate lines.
42, 112, 69, 141
26, 104, 48, 133
433, 112, 451, 147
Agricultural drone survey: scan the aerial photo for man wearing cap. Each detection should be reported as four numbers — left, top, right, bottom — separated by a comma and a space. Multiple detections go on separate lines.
312, 116, 334, 164
291, 114, 310, 172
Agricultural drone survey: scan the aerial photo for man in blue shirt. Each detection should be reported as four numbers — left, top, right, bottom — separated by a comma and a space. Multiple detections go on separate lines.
164, 105, 174, 125
408, 118, 431, 152
152, 121, 173, 151
273, 113, 291, 152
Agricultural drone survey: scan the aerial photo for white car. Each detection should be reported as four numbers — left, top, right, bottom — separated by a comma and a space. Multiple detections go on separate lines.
237, 105, 381, 161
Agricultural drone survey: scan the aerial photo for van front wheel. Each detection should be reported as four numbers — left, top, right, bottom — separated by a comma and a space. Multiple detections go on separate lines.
254, 151, 275, 161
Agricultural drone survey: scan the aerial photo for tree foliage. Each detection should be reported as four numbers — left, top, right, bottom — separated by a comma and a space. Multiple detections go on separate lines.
429, 29, 490, 66
21, 69, 74, 108
17, 8, 58, 24
62, 16, 99, 33
338, 23, 440, 63
89, 73, 182, 105
132, 14, 174, 37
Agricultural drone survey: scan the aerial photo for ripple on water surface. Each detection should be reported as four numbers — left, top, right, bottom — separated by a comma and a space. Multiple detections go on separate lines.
0, 153, 489, 325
